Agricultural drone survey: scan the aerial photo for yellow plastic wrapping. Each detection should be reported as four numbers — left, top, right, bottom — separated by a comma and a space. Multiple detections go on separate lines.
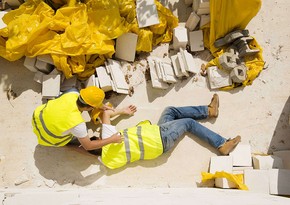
203, 0, 264, 89
201, 171, 248, 190
0, 0, 178, 79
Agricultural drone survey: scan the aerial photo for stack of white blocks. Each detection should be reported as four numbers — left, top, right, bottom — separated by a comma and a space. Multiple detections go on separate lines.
95, 59, 130, 94
208, 144, 290, 196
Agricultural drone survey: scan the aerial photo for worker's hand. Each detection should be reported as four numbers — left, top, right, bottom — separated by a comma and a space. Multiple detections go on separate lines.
110, 133, 123, 143
122, 105, 137, 115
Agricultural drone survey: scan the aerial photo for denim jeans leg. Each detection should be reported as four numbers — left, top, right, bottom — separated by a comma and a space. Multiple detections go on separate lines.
159, 118, 226, 153
158, 106, 208, 125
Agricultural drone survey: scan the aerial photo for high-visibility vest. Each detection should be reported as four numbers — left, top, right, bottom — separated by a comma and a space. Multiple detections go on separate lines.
32, 92, 84, 146
101, 120, 163, 169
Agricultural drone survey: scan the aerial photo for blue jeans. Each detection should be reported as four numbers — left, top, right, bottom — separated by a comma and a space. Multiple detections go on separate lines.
158, 106, 227, 152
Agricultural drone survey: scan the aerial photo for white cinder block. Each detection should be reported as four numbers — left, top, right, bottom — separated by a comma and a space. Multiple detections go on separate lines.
35, 59, 54, 74
189, 30, 204, 52
95, 66, 112, 92
244, 169, 269, 194
170, 54, 184, 78
232, 166, 253, 174
173, 26, 188, 50
85, 75, 96, 87
185, 12, 200, 31
197, 7, 210, 15
115, 33, 138, 62
215, 178, 237, 189
33, 71, 43, 84
230, 144, 252, 167
207, 66, 232, 89
136, 0, 159, 28
200, 15, 210, 28
177, 53, 189, 77
192, 0, 199, 12
199, 0, 210, 8
0, 11, 8, 29
269, 169, 290, 196
107, 59, 129, 91
95, 77, 100, 88
161, 62, 177, 83
273, 150, 290, 169
60, 76, 77, 92
180, 48, 199, 74
147, 57, 169, 89
42, 74, 61, 98
37, 54, 54, 65
210, 156, 233, 174
24, 57, 38, 72
252, 155, 284, 170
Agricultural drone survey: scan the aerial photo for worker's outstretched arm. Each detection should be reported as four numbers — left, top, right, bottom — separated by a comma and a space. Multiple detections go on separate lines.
101, 105, 137, 125
78, 133, 123, 150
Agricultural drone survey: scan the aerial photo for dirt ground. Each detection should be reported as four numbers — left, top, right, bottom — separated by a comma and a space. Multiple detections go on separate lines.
0, 0, 290, 190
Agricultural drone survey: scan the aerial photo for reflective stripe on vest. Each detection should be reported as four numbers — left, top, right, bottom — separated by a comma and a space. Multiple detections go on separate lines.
33, 104, 73, 146
123, 126, 145, 164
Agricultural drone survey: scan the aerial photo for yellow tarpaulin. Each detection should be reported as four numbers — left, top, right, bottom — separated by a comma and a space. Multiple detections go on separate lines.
203, 0, 264, 89
0, 0, 178, 79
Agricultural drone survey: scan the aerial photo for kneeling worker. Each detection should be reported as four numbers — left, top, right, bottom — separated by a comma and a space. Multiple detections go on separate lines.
98, 94, 241, 169
32, 86, 122, 150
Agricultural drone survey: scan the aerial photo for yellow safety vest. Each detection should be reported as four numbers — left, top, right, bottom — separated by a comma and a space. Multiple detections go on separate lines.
101, 120, 163, 169
32, 92, 84, 146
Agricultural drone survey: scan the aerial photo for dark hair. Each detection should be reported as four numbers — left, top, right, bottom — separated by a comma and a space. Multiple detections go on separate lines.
77, 96, 92, 109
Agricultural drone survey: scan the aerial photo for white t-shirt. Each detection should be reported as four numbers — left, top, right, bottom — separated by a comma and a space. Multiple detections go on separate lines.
62, 122, 88, 138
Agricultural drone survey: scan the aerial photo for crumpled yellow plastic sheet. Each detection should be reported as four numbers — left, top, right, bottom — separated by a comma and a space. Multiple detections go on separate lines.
203, 0, 264, 89
202, 171, 248, 190
0, 0, 178, 79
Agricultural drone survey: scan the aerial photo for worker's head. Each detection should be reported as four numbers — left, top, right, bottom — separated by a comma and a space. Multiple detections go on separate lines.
77, 86, 105, 109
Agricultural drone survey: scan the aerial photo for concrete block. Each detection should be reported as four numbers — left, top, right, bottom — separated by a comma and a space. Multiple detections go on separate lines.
197, 7, 210, 15
60, 76, 77, 92
214, 30, 249, 48
210, 156, 233, 174
177, 53, 189, 77
95, 66, 113, 92
173, 26, 188, 50
252, 155, 284, 170
136, 0, 159, 28
200, 14, 210, 28
42, 74, 61, 98
269, 169, 290, 196
37, 54, 54, 65
147, 57, 169, 89
192, 0, 199, 12
115, 32, 138, 62
232, 166, 253, 175
199, 0, 210, 8
24, 57, 38, 72
180, 48, 199, 74
185, 11, 200, 31
229, 144, 252, 167
189, 30, 204, 52
230, 64, 247, 83
244, 169, 270, 194
215, 178, 237, 189
170, 54, 184, 78
95, 77, 100, 88
84, 75, 96, 87
107, 59, 129, 91
33, 71, 43, 84
160, 62, 177, 83
0, 11, 8, 29
207, 66, 232, 89
218, 53, 240, 71
273, 150, 290, 169
35, 59, 54, 74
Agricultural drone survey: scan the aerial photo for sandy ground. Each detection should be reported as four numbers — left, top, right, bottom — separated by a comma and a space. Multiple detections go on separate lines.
0, 0, 290, 191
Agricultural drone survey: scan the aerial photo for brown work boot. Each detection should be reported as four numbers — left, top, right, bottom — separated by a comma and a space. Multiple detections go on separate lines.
208, 94, 219, 118
218, 135, 241, 155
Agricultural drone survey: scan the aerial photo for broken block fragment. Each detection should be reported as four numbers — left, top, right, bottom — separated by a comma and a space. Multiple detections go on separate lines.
147, 57, 169, 89
173, 26, 188, 50
230, 64, 247, 83
180, 48, 199, 74
207, 66, 232, 89
95, 66, 113, 92
189, 30, 204, 52
199, 14, 210, 28
42, 74, 61, 99
214, 30, 249, 48
218, 52, 240, 71
136, 0, 159, 28
35, 59, 54, 74
185, 11, 200, 31
24, 57, 38, 72
115, 33, 138, 62
170, 54, 183, 78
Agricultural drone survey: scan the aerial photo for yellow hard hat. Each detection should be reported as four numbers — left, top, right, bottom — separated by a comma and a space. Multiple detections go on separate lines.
80, 86, 105, 108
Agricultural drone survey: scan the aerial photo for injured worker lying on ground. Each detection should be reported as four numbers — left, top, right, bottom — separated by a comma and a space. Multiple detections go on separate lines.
96, 94, 241, 169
